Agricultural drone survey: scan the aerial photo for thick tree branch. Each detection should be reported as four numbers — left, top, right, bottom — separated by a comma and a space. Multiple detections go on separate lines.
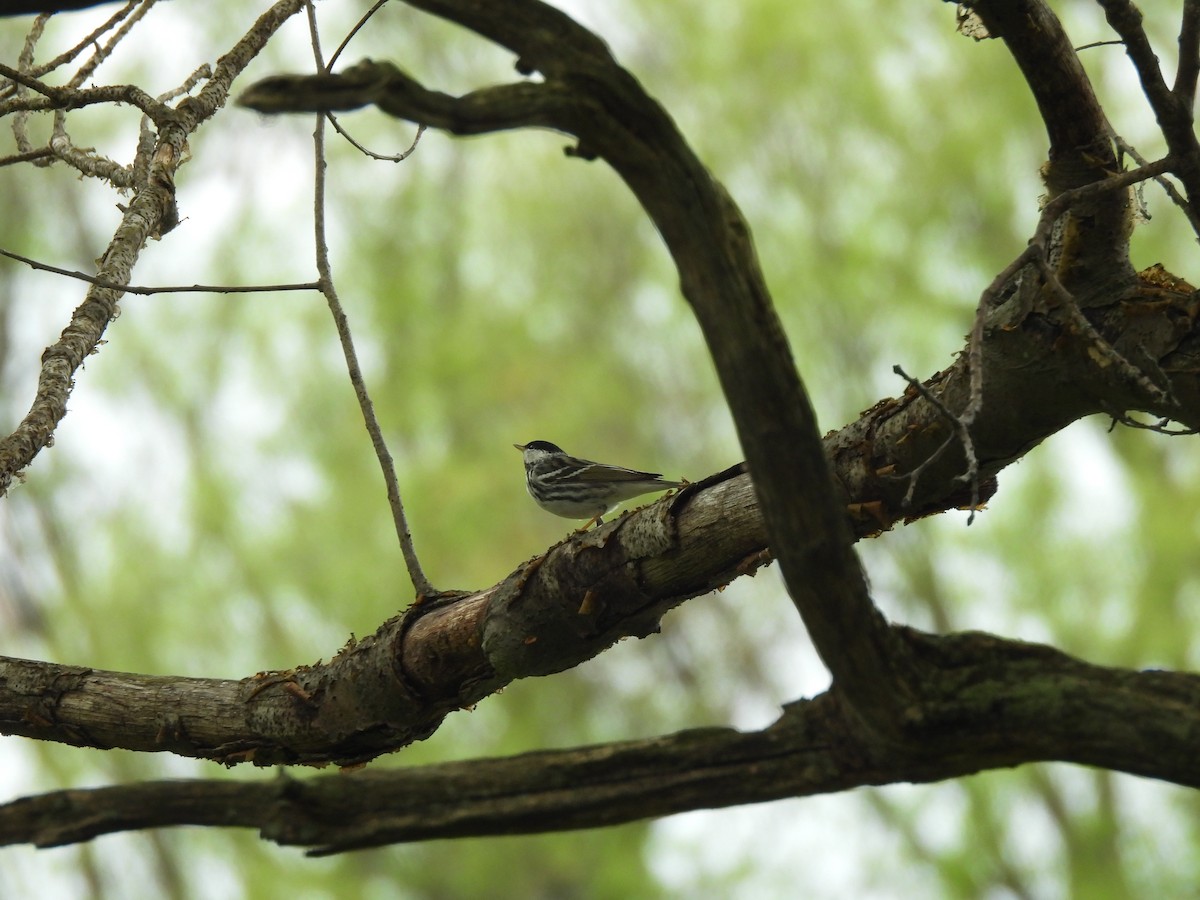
4, 244, 1199, 767
245, 0, 913, 741
968, 0, 1112, 162
240, 0, 1200, 747
0, 471, 769, 766
965, 0, 1138, 307
1176, 0, 1200, 111
4, 627, 1199, 852
5, 0, 1192, 773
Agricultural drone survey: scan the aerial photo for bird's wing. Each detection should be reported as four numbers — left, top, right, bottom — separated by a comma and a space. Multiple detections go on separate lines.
569, 460, 664, 483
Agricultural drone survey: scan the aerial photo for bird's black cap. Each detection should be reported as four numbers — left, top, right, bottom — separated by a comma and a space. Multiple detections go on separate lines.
516, 440, 565, 453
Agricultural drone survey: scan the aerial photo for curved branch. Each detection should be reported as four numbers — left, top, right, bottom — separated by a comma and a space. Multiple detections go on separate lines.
238, 0, 1200, 743
967, 0, 1113, 165
244, 2, 910, 740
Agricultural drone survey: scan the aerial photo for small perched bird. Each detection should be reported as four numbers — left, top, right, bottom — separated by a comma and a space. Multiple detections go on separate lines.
514, 440, 682, 528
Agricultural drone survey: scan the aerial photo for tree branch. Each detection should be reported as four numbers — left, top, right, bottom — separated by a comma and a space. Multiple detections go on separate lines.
966, 0, 1138, 308
4, 627, 1199, 852
1096, 0, 1200, 208
0, 0, 307, 494
0, 247, 320, 294
5, 246, 1200, 766
239, 0, 1200, 748
244, 0, 911, 741
302, 6, 437, 601
1, 0, 138, 15
1174, 0, 1200, 111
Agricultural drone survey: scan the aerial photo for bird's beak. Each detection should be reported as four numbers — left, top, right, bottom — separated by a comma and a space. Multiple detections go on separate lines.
513, 443, 527, 451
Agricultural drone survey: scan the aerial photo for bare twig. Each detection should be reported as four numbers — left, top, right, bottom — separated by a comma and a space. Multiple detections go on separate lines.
891, 365, 981, 522
64, 0, 158, 90
1030, 157, 1176, 406
9, 14, 47, 154
1109, 413, 1199, 435
0, 148, 53, 167
321, 0, 427, 162
15, 2, 140, 81
0, 69, 170, 121
327, 112, 425, 162
1032, 252, 1172, 406
328, 0, 391, 69
0, 248, 320, 295
47, 118, 136, 186
303, 1, 436, 600
1113, 137, 1200, 238
156, 63, 212, 104
1034, 155, 1176, 239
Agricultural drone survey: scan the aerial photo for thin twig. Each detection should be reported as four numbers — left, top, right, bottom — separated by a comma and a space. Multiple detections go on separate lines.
0, 61, 58, 99
18, 2, 140, 81
1034, 154, 1176, 238
892, 365, 982, 523
9, 14, 47, 155
1031, 252, 1172, 406
1112, 138, 1200, 238
157, 63, 212, 104
303, 0, 436, 600
65, 0, 158, 90
48, 127, 135, 186
0, 71, 170, 121
0, 249, 319, 295
1029, 158, 1176, 406
322, 1, 426, 162
1108, 413, 1198, 435
1075, 40, 1125, 51
0, 148, 53, 167
326, 112, 425, 162
328, 0, 390, 69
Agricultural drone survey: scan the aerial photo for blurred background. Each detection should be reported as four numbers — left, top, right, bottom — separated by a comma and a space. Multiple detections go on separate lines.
2, 1, 1199, 897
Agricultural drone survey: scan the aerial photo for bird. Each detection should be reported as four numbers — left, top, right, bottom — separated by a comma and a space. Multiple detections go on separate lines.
514, 440, 682, 528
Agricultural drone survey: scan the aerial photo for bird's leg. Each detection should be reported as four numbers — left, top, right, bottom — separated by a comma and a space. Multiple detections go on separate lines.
575, 513, 604, 533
